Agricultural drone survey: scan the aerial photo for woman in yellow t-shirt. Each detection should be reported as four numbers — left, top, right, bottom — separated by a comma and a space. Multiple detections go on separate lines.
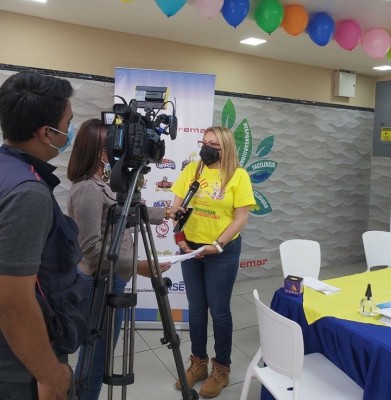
171, 126, 255, 398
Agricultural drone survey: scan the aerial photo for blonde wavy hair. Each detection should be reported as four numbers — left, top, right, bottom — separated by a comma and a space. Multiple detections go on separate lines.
194, 126, 240, 188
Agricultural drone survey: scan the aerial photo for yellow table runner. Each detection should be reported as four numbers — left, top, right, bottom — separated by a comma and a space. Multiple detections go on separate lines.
303, 268, 391, 326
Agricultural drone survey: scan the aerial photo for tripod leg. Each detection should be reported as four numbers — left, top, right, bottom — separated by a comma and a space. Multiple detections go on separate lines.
75, 274, 109, 399
103, 225, 139, 400
76, 205, 133, 400
138, 205, 199, 400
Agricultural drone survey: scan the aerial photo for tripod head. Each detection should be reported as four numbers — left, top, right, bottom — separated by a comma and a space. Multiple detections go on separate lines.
109, 151, 152, 206
106, 161, 149, 262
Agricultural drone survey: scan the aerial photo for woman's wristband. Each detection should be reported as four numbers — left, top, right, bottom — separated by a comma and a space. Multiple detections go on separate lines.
212, 240, 224, 253
174, 231, 186, 244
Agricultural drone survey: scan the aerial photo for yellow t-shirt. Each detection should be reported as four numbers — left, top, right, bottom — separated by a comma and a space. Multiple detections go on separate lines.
171, 161, 255, 244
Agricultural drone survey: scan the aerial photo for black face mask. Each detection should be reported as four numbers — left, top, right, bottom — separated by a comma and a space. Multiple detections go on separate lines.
200, 145, 220, 166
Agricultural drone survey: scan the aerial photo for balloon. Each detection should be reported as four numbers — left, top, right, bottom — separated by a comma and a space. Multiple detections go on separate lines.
306, 12, 335, 46
334, 20, 362, 51
254, 0, 284, 34
281, 4, 308, 36
362, 29, 391, 59
155, 0, 186, 17
192, 0, 224, 19
221, 0, 250, 28
387, 48, 391, 61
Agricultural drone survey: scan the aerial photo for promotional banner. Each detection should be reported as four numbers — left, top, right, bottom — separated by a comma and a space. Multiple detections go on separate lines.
114, 68, 215, 328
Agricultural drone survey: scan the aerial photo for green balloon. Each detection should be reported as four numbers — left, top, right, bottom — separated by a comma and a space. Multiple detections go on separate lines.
254, 0, 284, 34
387, 48, 391, 62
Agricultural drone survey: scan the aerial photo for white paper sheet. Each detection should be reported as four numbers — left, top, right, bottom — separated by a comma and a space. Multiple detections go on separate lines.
379, 316, 391, 327
303, 276, 341, 295
158, 246, 205, 266
376, 308, 391, 318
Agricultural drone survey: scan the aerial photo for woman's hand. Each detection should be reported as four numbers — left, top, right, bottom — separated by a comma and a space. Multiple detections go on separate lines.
165, 205, 186, 220
177, 240, 193, 253
177, 243, 219, 257
197, 244, 219, 257
137, 260, 172, 277
159, 262, 172, 274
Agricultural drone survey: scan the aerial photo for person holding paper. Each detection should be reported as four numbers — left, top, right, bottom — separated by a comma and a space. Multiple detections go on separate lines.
171, 126, 255, 398
67, 118, 181, 400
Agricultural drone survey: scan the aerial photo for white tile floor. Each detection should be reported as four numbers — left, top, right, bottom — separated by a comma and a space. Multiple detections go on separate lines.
69, 262, 367, 400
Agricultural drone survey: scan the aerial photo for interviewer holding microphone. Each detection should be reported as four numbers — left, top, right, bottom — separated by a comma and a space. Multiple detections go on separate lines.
67, 118, 180, 400
171, 126, 255, 398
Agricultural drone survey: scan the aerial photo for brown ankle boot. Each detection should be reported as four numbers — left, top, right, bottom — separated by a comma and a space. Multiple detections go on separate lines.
175, 355, 209, 390
199, 358, 230, 398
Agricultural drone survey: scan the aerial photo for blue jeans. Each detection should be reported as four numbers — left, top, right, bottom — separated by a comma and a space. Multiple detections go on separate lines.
181, 236, 241, 366
76, 272, 127, 400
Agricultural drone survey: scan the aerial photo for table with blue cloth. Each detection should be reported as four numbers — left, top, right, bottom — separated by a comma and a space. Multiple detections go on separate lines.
260, 269, 391, 400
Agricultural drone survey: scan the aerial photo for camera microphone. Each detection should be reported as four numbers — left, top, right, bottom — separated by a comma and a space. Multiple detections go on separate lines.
174, 181, 200, 221
169, 114, 177, 140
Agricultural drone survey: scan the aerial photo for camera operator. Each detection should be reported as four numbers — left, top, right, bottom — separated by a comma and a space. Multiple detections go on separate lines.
0, 71, 89, 400
67, 118, 182, 400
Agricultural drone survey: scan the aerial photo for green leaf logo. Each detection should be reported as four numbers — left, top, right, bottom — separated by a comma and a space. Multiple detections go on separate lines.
251, 190, 272, 215
234, 118, 252, 167
221, 98, 236, 129
220, 98, 278, 217
256, 136, 274, 158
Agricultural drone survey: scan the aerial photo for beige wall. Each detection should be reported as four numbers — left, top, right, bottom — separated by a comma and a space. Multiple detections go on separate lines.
0, 11, 376, 108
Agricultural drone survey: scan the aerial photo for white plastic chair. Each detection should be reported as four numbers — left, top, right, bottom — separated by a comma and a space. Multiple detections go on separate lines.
239, 290, 363, 400
279, 239, 321, 279
362, 230, 391, 271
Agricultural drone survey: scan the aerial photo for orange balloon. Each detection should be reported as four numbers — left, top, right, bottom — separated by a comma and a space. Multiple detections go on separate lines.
281, 4, 308, 36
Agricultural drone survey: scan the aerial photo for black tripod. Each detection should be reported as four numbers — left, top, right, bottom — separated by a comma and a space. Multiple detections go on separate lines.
75, 162, 198, 400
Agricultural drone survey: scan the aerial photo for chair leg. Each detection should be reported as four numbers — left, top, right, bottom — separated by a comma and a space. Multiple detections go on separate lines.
240, 348, 263, 400
239, 366, 254, 400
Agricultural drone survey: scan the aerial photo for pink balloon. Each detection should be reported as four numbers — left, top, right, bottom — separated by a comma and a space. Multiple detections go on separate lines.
192, 0, 224, 18
334, 20, 362, 51
362, 28, 391, 59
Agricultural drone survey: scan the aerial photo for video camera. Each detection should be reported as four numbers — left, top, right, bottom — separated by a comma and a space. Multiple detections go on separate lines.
101, 86, 177, 171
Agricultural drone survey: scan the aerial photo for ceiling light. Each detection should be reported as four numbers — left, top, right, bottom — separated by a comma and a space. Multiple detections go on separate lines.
373, 65, 391, 71
240, 38, 267, 46
28, 0, 48, 3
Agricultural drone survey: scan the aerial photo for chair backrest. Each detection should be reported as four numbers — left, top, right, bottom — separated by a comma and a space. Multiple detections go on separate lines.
253, 289, 304, 380
279, 239, 321, 279
362, 230, 391, 271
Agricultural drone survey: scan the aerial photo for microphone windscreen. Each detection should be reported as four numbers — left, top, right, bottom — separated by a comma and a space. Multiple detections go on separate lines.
189, 181, 200, 192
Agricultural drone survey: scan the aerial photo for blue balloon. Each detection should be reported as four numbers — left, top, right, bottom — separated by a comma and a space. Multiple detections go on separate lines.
306, 12, 335, 46
221, 0, 250, 28
155, 0, 187, 17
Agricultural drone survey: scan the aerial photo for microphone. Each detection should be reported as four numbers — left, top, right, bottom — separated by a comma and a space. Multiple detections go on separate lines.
174, 181, 200, 221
